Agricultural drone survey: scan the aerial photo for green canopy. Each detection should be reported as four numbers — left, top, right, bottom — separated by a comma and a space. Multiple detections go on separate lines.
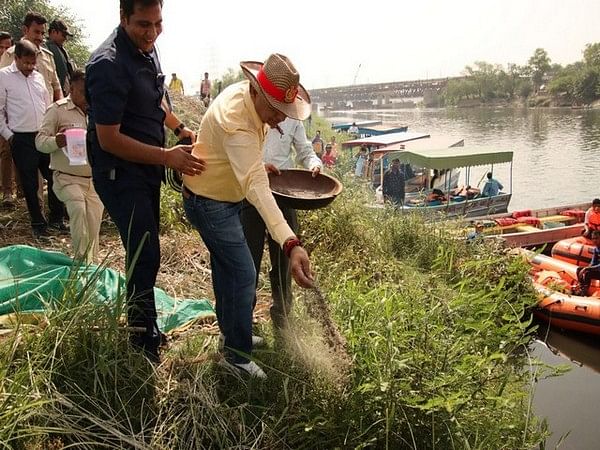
0, 245, 214, 332
388, 146, 513, 170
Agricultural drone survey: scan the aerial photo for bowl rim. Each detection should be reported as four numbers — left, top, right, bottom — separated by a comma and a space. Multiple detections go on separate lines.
269, 168, 343, 200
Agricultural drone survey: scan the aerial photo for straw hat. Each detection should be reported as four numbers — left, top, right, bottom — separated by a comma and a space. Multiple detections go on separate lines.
240, 53, 311, 121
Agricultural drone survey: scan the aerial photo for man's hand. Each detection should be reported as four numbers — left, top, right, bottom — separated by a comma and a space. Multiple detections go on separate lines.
178, 126, 196, 143
289, 246, 314, 288
311, 166, 321, 178
165, 144, 206, 176
55, 128, 67, 148
264, 163, 281, 175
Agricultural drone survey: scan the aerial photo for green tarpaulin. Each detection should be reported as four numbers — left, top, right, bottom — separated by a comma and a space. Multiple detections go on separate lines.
0, 245, 214, 332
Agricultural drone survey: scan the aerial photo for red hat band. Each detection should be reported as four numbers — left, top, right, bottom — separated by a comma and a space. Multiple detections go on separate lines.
256, 67, 298, 104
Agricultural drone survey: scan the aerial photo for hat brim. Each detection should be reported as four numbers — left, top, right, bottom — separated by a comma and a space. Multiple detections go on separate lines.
240, 61, 311, 121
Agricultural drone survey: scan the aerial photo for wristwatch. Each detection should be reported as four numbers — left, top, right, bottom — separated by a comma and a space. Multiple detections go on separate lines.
173, 122, 186, 136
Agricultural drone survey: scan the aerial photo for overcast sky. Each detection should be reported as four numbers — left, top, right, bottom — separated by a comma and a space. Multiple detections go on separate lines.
51, 0, 600, 95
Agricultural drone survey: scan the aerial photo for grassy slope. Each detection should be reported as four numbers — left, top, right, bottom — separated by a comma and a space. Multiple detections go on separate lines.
0, 113, 552, 449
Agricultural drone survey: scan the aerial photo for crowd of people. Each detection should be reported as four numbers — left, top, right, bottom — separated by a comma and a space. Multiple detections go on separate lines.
0, 1, 327, 379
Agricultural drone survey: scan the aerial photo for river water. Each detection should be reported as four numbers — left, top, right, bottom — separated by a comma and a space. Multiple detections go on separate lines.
324, 107, 600, 448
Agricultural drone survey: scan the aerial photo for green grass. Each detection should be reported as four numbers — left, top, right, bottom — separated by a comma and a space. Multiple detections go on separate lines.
0, 117, 555, 448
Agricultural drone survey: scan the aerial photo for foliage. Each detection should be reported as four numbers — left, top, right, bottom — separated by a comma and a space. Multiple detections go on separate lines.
0, 0, 90, 67
212, 67, 245, 99
528, 48, 551, 92
442, 43, 600, 106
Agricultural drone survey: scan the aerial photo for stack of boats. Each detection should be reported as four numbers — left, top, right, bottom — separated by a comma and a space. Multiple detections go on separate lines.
470, 202, 600, 334
524, 235, 600, 336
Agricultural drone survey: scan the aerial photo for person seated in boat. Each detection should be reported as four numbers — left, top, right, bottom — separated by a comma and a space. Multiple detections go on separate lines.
481, 172, 503, 197
451, 185, 480, 199
467, 221, 485, 242
576, 230, 600, 296
583, 198, 600, 239
426, 188, 446, 204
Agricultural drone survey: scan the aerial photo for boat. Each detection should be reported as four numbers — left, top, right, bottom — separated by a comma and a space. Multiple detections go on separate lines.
341, 131, 430, 150
524, 250, 600, 336
468, 202, 589, 248
358, 124, 408, 136
371, 135, 465, 193
331, 119, 382, 131
387, 146, 514, 218
551, 235, 594, 267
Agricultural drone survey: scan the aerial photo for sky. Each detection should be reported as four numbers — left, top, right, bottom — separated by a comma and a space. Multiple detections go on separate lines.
50, 0, 600, 95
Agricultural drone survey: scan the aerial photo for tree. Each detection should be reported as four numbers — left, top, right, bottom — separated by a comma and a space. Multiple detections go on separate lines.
583, 42, 600, 69
528, 48, 551, 93
212, 68, 245, 98
0, 0, 89, 67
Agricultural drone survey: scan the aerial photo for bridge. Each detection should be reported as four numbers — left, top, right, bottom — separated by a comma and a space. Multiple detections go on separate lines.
309, 76, 467, 109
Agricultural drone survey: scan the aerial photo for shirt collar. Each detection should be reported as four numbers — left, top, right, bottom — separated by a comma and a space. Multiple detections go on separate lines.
243, 82, 268, 138
116, 26, 156, 60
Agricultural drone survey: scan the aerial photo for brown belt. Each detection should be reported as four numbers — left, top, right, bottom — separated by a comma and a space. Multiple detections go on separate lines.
56, 170, 92, 179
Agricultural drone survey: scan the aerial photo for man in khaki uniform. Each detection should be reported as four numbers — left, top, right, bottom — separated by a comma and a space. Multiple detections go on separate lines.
0, 31, 16, 206
0, 12, 62, 102
36, 70, 103, 261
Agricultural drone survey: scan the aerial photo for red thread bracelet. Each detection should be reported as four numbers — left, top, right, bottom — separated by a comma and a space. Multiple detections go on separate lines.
284, 238, 302, 258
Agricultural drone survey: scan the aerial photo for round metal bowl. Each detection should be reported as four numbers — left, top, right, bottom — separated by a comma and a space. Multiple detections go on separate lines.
268, 169, 343, 210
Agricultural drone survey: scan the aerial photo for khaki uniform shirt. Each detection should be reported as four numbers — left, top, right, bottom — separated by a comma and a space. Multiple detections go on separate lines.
0, 42, 61, 98
35, 97, 91, 177
183, 80, 294, 246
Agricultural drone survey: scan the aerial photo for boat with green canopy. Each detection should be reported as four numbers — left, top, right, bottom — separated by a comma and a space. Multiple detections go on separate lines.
386, 146, 514, 217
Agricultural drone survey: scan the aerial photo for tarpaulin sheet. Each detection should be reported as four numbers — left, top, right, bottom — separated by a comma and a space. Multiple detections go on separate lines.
0, 245, 214, 332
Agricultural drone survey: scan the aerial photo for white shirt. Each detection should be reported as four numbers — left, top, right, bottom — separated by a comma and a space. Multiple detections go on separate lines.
263, 117, 322, 170
0, 63, 50, 140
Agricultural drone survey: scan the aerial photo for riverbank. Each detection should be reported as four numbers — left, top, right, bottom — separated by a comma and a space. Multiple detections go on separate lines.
0, 115, 554, 448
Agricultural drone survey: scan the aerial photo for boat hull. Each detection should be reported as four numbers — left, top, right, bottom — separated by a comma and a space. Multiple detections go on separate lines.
402, 193, 512, 218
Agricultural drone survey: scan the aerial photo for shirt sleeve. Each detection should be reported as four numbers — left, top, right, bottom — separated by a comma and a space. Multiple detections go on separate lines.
585, 209, 592, 225
35, 105, 60, 154
86, 58, 131, 125
223, 129, 295, 246
293, 121, 322, 170
0, 74, 11, 140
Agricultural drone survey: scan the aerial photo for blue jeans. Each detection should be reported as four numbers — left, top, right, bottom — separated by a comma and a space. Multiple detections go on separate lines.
183, 193, 255, 364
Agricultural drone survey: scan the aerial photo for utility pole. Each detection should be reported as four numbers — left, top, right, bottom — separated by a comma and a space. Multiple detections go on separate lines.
353, 64, 362, 85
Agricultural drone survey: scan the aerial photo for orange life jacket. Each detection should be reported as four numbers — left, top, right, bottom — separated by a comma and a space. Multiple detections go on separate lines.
587, 208, 600, 230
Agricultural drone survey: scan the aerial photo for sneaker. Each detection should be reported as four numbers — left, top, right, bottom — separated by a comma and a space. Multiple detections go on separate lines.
218, 333, 265, 351
219, 358, 267, 379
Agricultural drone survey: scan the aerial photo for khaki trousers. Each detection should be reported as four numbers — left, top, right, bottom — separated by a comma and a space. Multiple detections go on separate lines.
52, 171, 104, 262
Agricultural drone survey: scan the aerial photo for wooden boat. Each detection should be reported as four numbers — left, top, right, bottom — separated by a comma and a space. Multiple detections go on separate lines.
524, 251, 600, 336
371, 135, 465, 192
389, 146, 514, 218
358, 125, 408, 136
341, 131, 430, 149
469, 203, 590, 248
331, 119, 382, 131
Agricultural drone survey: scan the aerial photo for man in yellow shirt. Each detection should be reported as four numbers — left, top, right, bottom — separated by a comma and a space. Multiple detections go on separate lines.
168, 72, 184, 95
183, 53, 314, 379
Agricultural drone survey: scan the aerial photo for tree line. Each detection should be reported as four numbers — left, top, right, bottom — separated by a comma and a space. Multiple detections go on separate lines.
442, 44, 600, 106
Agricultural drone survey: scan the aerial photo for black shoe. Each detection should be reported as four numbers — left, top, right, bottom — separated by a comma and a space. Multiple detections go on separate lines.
48, 221, 68, 233
32, 227, 51, 239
